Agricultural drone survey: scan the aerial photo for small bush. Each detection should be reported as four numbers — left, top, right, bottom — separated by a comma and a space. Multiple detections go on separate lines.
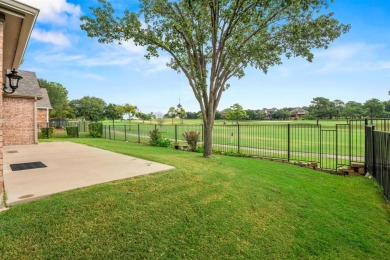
40, 127, 54, 138
149, 129, 171, 147
66, 126, 79, 137
89, 122, 103, 138
195, 144, 204, 153
183, 131, 200, 152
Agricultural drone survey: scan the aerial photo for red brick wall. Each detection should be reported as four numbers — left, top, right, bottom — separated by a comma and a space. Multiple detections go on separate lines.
3, 97, 36, 145
37, 108, 48, 124
0, 15, 4, 206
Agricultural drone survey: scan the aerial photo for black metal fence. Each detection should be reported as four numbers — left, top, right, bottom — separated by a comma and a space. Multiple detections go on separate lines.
365, 126, 390, 201
100, 119, 390, 170
38, 118, 389, 173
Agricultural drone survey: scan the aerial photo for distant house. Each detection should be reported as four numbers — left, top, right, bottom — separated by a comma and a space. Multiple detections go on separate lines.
262, 108, 278, 119
3, 70, 51, 145
290, 107, 309, 119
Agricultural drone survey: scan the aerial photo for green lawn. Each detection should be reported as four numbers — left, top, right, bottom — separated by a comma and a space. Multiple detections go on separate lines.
1, 139, 389, 259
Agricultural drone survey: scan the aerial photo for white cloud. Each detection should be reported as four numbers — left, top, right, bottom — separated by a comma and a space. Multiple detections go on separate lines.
31, 29, 71, 47
18, 0, 81, 25
314, 42, 390, 74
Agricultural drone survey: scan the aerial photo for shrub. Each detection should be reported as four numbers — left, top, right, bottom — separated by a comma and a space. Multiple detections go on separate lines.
149, 129, 171, 147
66, 126, 79, 137
183, 131, 200, 152
89, 122, 103, 138
40, 127, 54, 138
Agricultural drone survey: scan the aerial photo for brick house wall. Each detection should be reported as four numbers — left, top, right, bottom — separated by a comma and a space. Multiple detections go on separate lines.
3, 97, 36, 145
37, 108, 49, 124
0, 14, 4, 206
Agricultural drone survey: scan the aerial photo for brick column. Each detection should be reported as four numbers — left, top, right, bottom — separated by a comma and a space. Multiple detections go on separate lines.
0, 12, 5, 207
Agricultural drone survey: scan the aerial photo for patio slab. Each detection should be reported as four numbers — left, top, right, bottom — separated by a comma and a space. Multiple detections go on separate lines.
3, 142, 175, 206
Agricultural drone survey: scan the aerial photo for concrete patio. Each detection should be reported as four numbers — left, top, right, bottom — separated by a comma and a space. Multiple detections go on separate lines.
3, 142, 175, 206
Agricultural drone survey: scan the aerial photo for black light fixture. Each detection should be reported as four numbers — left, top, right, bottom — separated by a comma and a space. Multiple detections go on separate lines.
3, 68, 23, 94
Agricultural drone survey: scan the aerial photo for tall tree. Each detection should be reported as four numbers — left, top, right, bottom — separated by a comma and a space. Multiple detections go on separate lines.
122, 103, 137, 121
364, 98, 386, 118
341, 101, 364, 119
167, 106, 177, 124
186, 111, 198, 119
81, 0, 349, 157
271, 109, 290, 120
176, 104, 187, 124
104, 103, 122, 125
136, 111, 151, 123
332, 99, 344, 119
38, 79, 72, 118
69, 96, 106, 121
383, 100, 390, 117
225, 103, 248, 123
309, 97, 335, 119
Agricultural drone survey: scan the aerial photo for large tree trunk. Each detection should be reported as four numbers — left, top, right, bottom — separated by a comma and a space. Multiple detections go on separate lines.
203, 108, 215, 158
203, 121, 213, 157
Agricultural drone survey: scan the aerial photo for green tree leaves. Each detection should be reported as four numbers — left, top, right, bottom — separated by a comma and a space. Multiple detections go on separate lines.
81, 0, 350, 157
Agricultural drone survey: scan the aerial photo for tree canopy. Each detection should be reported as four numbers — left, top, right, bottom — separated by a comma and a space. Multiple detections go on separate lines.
225, 103, 248, 123
38, 79, 73, 119
81, 0, 350, 157
69, 96, 106, 122
104, 103, 122, 124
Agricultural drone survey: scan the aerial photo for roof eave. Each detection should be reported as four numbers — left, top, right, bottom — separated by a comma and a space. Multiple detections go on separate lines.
0, 0, 39, 68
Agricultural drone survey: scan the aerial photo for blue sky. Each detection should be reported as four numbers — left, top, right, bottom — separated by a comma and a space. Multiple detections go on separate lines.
18, 0, 390, 114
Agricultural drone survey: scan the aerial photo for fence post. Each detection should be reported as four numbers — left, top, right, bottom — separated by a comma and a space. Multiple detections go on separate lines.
287, 124, 291, 161
124, 125, 127, 141
372, 126, 376, 178
365, 118, 368, 126
109, 125, 111, 140
336, 125, 338, 169
319, 124, 322, 167
138, 124, 141, 143
104, 125, 106, 139
237, 124, 240, 154
175, 124, 178, 143
348, 124, 352, 165
113, 124, 116, 140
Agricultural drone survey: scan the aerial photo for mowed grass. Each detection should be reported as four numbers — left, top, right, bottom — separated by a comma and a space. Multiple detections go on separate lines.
1, 139, 389, 259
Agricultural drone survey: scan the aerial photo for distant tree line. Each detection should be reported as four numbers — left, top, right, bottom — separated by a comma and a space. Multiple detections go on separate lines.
39, 79, 390, 123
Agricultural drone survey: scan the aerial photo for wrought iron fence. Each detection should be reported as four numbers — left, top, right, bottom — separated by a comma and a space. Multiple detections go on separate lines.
365, 126, 390, 201
100, 120, 387, 170
38, 118, 390, 173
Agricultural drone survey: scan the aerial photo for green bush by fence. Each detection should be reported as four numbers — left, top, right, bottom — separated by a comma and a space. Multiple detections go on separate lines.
149, 129, 171, 147
89, 122, 103, 138
66, 126, 79, 137
39, 127, 54, 139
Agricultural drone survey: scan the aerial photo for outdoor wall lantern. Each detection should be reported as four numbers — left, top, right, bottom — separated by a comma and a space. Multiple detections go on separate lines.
3, 68, 23, 94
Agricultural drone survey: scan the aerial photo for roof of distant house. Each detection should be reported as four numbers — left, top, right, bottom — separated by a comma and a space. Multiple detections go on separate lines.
290, 107, 308, 114
4, 70, 42, 99
37, 88, 52, 109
